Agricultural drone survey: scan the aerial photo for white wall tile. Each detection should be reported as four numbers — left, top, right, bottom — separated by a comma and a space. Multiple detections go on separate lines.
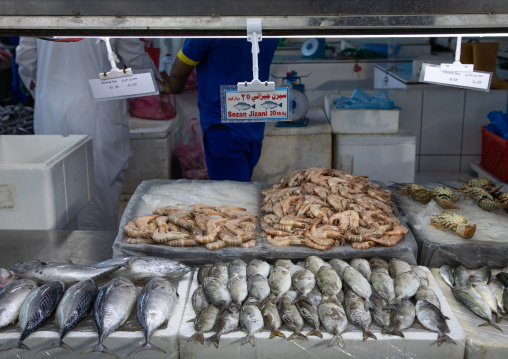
419, 155, 461, 172
420, 89, 465, 155
460, 155, 482, 173
388, 90, 423, 154
462, 90, 508, 155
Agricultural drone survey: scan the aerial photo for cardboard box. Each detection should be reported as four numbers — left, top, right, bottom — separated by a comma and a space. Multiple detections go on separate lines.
324, 95, 399, 134
0, 135, 94, 229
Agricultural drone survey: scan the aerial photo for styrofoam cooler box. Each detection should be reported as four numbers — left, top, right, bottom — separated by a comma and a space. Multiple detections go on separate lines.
333, 130, 416, 183
0, 273, 192, 359
123, 116, 178, 195
324, 95, 399, 134
0, 135, 94, 230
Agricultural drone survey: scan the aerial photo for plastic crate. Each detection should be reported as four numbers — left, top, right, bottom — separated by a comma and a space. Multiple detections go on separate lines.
481, 126, 508, 182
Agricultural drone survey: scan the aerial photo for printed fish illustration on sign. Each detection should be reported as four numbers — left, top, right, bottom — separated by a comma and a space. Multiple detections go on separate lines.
234, 102, 255, 111
261, 101, 283, 109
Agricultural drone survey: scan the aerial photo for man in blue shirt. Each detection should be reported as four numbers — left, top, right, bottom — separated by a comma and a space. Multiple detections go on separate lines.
158, 38, 278, 181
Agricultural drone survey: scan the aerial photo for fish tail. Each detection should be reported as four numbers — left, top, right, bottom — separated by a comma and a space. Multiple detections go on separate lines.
388, 329, 405, 338
327, 334, 345, 348
287, 331, 308, 342
127, 341, 166, 357
252, 104, 255, 109
269, 329, 286, 339
306, 329, 323, 338
363, 329, 377, 341
479, 321, 503, 332
0, 340, 30, 353
35, 340, 73, 354
242, 334, 256, 347
207, 333, 221, 349
187, 331, 205, 345
76, 343, 120, 359
278, 103, 282, 107
437, 333, 457, 346
186, 317, 196, 323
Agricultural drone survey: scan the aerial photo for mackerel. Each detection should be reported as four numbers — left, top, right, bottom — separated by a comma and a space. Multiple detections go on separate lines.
487, 279, 506, 315
128, 278, 178, 356
439, 265, 455, 288
0, 279, 38, 329
452, 286, 501, 331
37, 279, 97, 354
0, 280, 64, 353
78, 277, 137, 359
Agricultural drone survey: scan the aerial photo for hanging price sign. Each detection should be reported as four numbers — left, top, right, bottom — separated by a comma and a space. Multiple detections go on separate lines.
420, 63, 492, 92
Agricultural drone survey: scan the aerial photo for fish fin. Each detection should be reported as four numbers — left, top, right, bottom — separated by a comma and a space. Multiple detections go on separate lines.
76, 343, 120, 359
496, 315, 503, 323
479, 322, 503, 332
365, 299, 377, 311
327, 334, 345, 348
287, 331, 308, 342
382, 304, 398, 311
186, 317, 196, 323
437, 333, 457, 346
187, 332, 205, 345
269, 329, 286, 339
207, 333, 221, 349
35, 340, 73, 354
127, 342, 166, 357
389, 329, 405, 338
0, 340, 30, 353
307, 329, 323, 338
362, 329, 377, 341
242, 334, 256, 347
442, 315, 450, 321
294, 295, 313, 306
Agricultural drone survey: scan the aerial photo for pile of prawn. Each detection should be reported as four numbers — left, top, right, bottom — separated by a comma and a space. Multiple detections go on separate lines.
260, 167, 408, 250
123, 204, 258, 250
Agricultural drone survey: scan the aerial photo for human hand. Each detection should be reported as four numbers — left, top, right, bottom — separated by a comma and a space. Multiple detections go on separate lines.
156, 70, 172, 95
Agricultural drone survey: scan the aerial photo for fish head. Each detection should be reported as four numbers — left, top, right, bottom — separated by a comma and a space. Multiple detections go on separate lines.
9, 260, 46, 275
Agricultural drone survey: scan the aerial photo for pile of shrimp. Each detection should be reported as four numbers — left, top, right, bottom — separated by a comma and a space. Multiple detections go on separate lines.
260, 167, 408, 250
123, 204, 258, 250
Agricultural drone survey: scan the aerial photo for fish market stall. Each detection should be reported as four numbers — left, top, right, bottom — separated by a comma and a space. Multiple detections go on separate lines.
393, 181, 508, 268
114, 178, 418, 265
431, 267, 508, 359
179, 257, 466, 359
0, 231, 194, 359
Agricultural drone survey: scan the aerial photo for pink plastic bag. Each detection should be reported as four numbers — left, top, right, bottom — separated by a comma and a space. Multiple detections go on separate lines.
128, 94, 177, 121
176, 118, 209, 180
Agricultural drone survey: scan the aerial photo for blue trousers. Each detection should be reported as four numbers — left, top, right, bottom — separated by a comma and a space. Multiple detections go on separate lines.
203, 127, 262, 181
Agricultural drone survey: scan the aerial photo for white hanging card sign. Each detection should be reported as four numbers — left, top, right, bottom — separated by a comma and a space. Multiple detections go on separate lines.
88, 69, 159, 101
221, 85, 292, 122
420, 63, 492, 92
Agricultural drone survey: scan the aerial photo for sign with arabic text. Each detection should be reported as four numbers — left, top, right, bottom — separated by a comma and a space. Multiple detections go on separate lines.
221, 87, 291, 122
419, 63, 491, 92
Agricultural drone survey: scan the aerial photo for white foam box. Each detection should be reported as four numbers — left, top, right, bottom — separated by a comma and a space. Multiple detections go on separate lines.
0, 272, 193, 359
332, 130, 416, 183
431, 268, 508, 359
324, 95, 399, 134
0, 135, 94, 230
179, 267, 465, 359
252, 108, 332, 184
122, 116, 178, 195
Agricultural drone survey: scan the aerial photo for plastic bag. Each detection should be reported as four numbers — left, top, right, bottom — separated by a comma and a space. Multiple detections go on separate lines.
333, 89, 396, 110
176, 118, 209, 180
128, 94, 177, 121
487, 108, 508, 140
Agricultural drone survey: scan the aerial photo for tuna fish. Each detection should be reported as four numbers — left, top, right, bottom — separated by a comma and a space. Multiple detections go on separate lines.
111, 256, 191, 282
36, 279, 97, 354
0, 268, 17, 290
10, 260, 120, 285
128, 278, 178, 356
0, 280, 64, 352
78, 277, 137, 359
0, 279, 38, 329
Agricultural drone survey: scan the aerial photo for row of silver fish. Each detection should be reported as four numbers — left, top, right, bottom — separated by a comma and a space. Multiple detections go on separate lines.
189, 256, 455, 349
1, 257, 183, 358
440, 264, 508, 331
7, 256, 191, 285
